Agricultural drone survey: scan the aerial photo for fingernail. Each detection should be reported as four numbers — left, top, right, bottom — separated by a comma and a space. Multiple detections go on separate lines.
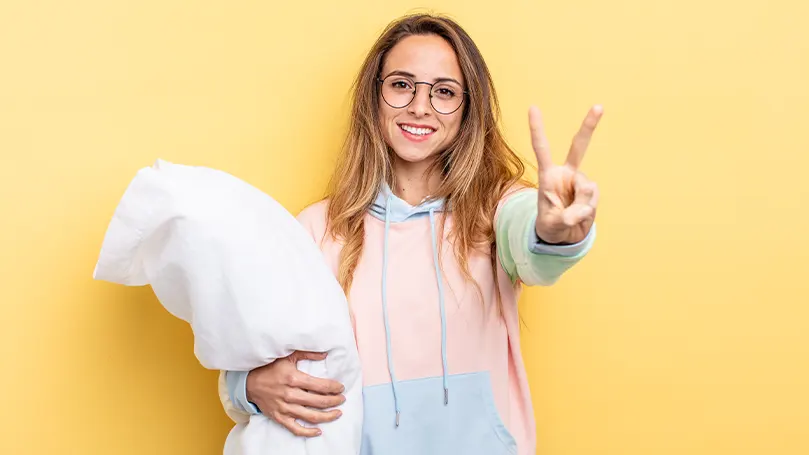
581, 207, 593, 217
593, 104, 603, 115
316, 430, 322, 436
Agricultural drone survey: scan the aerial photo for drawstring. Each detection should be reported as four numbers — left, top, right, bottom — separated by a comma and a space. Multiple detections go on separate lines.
381, 195, 401, 427
380, 196, 450, 428
428, 209, 450, 406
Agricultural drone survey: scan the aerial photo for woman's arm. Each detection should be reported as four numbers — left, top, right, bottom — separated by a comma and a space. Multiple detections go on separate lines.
495, 188, 596, 286
495, 104, 603, 285
217, 352, 346, 437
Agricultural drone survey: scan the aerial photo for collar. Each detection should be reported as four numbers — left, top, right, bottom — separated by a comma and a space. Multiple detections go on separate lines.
368, 182, 446, 223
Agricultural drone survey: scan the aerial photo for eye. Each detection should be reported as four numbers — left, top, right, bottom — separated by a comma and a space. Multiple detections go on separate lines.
389, 79, 413, 91
433, 86, 457, 100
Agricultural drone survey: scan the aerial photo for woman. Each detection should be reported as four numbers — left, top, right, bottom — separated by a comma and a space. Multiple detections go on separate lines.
219, 13, 601, 455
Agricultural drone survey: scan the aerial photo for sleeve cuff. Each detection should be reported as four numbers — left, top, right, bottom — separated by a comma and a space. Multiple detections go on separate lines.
529, 222, 596, 257
225, 370, 262, 415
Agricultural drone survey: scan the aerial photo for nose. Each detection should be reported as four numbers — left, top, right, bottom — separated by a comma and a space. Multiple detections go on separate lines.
408, 83, 432, 118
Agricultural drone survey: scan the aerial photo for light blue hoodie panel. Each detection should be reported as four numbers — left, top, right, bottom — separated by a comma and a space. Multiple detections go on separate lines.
360, 372, 517, 455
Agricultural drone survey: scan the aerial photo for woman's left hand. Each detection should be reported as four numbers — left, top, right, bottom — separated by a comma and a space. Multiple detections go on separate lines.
529, 105, 603, 245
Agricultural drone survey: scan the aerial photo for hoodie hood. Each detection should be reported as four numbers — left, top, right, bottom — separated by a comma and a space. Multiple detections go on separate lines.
369, 182, 446, 223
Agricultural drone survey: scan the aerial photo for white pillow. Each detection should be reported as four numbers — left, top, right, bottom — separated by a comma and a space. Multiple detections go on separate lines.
93, 159, 363, 455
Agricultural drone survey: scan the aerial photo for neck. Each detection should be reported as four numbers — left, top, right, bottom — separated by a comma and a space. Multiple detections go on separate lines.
391, 156, 442, 206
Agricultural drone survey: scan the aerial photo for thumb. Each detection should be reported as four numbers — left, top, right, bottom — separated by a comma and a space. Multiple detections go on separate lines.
562, 204, 594, 227
291, 351, 328, 362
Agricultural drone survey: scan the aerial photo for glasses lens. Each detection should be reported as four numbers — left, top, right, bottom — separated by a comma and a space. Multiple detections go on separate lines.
430, 82, 464, 114
381, 76, 416, 108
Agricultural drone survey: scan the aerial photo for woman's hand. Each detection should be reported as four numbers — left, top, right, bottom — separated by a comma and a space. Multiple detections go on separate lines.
246, 351, 346, 437
529, 105, 603, 245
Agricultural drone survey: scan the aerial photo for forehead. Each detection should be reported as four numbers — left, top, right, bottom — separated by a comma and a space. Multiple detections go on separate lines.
381, 34, 464, 84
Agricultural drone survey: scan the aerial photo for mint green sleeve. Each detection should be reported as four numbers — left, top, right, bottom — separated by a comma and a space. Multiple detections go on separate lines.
495, 189, 596, 286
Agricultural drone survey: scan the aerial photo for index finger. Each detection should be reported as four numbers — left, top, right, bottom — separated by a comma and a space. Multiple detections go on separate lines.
292, 371, 345, 395
529, 106, 554, 171
565, 105, 603, 169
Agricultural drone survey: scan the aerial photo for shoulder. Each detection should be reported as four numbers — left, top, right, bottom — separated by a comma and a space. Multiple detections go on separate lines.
296, 198, 329, 223
494, 182, 537, 221
295, 199, 330, 243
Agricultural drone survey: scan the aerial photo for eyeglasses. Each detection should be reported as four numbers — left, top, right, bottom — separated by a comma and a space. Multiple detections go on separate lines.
377, 74, 468, 115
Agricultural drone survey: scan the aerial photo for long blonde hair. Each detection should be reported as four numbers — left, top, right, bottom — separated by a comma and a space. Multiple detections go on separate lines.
326, 13, 530, 305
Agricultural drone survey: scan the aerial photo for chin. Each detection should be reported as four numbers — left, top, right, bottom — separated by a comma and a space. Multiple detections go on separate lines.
391, 144, 437, 164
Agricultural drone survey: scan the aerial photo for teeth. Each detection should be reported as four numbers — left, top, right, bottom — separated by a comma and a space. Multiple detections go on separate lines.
400, 125, 434, 136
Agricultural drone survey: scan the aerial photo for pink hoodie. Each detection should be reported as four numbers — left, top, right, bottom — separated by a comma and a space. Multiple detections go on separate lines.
221, 183, 595, 455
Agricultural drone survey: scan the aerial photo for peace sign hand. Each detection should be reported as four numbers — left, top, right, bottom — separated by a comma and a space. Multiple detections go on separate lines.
529, 105, 603, 245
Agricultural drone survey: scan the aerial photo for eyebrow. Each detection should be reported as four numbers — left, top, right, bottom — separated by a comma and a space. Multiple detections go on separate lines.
382, 70, 464, 86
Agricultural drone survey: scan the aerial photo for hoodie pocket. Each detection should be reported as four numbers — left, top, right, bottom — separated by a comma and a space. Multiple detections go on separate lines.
360, 372, 517, 455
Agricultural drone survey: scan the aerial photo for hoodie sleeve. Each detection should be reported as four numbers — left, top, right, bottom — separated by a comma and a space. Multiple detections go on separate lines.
495, 188, 596, 286
218, 370, 257, 424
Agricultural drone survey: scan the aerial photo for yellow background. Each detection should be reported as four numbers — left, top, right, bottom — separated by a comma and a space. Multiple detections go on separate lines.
1, 0, 807, 454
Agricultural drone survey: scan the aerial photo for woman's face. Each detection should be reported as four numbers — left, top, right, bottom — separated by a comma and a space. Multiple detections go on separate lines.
378, 34, 465, 166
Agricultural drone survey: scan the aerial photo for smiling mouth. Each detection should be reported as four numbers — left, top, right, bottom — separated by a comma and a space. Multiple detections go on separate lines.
399, 124, 436, 136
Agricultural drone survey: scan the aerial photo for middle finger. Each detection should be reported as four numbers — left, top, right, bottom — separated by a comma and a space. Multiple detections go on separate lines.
292, 371, 345, 396
289, 388, 346, 410
565, 105, 603, 169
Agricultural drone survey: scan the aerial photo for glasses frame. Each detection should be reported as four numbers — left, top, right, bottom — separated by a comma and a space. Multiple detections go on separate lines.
377, 74, 469, 115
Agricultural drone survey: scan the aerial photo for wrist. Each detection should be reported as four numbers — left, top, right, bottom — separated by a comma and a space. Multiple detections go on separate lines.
245, 370, 255, 403
535, 226, 568, 246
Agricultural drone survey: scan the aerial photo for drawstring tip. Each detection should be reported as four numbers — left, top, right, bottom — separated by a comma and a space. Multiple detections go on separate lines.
395, 411, 401, 427
444, 388, 449, 405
